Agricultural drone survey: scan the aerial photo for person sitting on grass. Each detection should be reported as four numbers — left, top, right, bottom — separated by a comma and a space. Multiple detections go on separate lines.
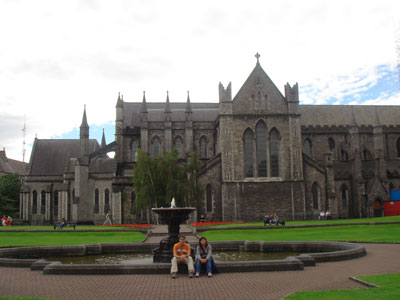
59, 218, 67, 230
195, 237, 213, 278
171, 235, 194, 279
1, 215, 7, 226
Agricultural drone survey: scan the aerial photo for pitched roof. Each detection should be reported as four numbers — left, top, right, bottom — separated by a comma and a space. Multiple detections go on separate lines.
123, 102, 219, 127
29, 139, 100, 176
0, 150, 27, 175
299, 105, 400, 127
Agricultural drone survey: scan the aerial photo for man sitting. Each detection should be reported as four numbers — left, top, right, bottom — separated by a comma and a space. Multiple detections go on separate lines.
170, 235, 194, 279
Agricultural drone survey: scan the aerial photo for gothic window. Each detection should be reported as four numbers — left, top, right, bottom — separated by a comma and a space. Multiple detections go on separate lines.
328, 138, 335, 152
174, 136, 183, 157
362, 148, 373, 161
341, 149, 349, 161
131, 192, 136, 214
397, 138, 400, 158
152, 137, 160, 157
131, 139, 139, 162
32, 190, 37, 215
264, 94, 268, 108
304, 139, 312, 158
104, 188, 110, 213
341, 184, 348, 209
269, 128, 280, 177
41, 190, 46, 215
206, 184, 212, 212
94, 189, 99, 214
200, 136, 207, 159
53, 190, 58, 217
312, 182, 320, 210
257, 91, 262, 109
251, 95, 256, 109
244, 128, 254, 177
256, 121, 267, 177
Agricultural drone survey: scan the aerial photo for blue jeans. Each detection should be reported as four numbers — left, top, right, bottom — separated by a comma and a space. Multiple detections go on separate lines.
195, 258, 211, 274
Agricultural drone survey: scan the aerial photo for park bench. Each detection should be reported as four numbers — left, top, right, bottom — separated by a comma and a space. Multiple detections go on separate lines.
53, 222, 77, 230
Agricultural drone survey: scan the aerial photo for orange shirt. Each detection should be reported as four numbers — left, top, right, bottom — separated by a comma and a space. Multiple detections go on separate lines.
173, 242, 191, 257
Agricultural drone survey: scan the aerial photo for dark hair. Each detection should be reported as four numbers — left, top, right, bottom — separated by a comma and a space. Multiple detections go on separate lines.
199, 236, 208, 246
179, 235, 186, 240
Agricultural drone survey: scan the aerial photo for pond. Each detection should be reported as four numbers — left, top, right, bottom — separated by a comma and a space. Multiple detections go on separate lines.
46, 251, 301, 265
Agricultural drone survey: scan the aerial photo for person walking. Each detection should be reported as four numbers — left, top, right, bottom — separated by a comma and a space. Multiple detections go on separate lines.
103, 210, 112, 225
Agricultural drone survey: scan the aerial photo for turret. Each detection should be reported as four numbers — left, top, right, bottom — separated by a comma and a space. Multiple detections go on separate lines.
79, 105, 89, 165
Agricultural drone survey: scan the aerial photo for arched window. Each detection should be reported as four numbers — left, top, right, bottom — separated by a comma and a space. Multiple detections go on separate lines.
341, 184, 348, 209
304, 139, 312, 158
131, 139, 139, 162
312, 182, 320, 210
94, 189, 99, 214
174, 136, 183, 157
270, 128, 280, 177
200, 136, 207, 159
131, 192, 136, 214
104, 188, 110, 213
328, 138, 335, 152
256, 121, 267, 177
53, 190, 58, 217
362, 148, 373, 161
244, 128, 254, 177
41, 190, 46, 215
32, 190, 37, 215
341, 149, 349, 161
206, 184, 212, 212
152, 137, 160, 157
397, 138, 400, 158
257, 91, 262, 109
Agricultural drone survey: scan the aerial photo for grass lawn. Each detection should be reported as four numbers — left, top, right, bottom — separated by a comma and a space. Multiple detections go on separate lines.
0, 231, 145, 247
284, 273, 400, 300
197, 216, 400, 228
200, 224, 400, 243
0, 225, 149, 231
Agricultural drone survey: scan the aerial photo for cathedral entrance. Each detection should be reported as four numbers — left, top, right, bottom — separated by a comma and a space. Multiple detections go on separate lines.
373, 198, 384, 217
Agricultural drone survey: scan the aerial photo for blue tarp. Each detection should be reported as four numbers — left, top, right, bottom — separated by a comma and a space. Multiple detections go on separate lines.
390, 190, 400, 201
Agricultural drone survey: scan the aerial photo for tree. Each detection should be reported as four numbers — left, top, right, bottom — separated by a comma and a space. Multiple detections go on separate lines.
0, 174, 22, 217
132, 149, 204, 222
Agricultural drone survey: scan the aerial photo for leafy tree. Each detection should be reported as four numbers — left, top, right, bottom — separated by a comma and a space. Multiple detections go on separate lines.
0, 174, 22, 217
132, 149, 204, 222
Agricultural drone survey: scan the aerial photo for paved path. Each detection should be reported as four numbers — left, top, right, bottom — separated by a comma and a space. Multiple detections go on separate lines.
1, 243, 399, 300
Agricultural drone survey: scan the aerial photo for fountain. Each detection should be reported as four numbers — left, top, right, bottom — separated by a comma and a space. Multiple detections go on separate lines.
152, 207, 196, 263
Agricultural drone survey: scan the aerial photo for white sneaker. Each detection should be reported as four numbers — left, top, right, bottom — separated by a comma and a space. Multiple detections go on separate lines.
208, 272, 212, 277
195, 272, 199, 277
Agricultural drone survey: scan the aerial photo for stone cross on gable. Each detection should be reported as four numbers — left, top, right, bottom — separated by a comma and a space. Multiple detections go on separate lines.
255, 52, 260, 63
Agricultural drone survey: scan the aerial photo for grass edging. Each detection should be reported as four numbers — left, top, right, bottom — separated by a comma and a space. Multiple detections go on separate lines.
349, 276, 379, 288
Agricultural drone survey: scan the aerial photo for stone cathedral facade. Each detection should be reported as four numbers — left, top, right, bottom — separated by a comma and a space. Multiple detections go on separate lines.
20, 57, 400, 225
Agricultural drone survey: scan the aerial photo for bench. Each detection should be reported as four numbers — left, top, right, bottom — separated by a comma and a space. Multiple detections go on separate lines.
53, 222, 77, 230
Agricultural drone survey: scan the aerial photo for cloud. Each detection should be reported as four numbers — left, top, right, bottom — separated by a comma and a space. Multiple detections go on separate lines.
1, 0, 400, 161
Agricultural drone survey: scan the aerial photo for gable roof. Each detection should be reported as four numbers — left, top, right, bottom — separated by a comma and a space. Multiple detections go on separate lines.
0, 150, 27, 176
299, 105, 400, 127
29, 139, 100, 176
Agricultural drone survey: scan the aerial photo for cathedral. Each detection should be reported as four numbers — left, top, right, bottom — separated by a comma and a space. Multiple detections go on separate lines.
20, 56, 400, 224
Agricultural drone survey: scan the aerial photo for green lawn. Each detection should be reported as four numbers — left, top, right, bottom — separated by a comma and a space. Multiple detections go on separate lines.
0, 231, 145, 247
204, 216, 400, 228
200, 224, 400, 243
285, 273, 400, 300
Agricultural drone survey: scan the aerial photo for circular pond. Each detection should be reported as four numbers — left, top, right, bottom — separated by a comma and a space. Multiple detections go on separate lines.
46, 251, 301, 265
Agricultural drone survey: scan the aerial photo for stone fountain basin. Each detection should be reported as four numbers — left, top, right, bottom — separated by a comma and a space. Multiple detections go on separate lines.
0, 241, 366, 275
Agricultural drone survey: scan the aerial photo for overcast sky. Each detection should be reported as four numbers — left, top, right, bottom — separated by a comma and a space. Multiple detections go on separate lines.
1, 0, 400, 161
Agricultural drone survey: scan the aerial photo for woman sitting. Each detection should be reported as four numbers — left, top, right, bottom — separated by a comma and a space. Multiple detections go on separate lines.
195, 237, 213, 277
